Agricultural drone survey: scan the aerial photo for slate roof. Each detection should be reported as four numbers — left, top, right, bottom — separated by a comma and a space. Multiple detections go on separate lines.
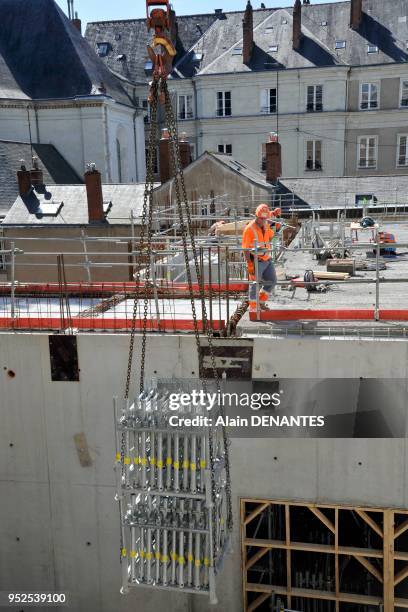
0, 140, 82, 217
279, 175, 408, 209
86, 0, 408, 82
2, 184, 156, 226
180, 0, 408, 76
85, 13, 219, 85
0, 0, 131, 104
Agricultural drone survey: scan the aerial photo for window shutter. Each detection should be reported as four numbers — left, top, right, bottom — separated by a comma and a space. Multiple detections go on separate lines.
260, 89, 268, 113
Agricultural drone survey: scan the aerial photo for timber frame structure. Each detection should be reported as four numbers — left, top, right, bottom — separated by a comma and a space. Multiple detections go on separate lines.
241, 498, 408, 612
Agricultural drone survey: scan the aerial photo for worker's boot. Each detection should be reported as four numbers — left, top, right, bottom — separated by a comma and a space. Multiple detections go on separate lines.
259, 290, 271, 311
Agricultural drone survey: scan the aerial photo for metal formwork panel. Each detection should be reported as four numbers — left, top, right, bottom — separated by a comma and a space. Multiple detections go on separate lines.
114, 385, 229, 603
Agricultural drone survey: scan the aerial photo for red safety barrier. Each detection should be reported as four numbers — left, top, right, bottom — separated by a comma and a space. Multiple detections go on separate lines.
0, 317, 225, 332
249, 309, 408, 322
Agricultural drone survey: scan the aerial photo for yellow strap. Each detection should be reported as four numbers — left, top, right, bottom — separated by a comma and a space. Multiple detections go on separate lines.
173, 461, 180, 469
194, 559, 201, 567
140, 550, 145, 558
140, 457, 147, 466
190, 462, 196, 471
121, 548, 127, 557
166, 457, 172, 465
200, 459, 206, 469
178, 556, 185, 565
115, 453, 121, 462
153, 35, 177, 56
133, 456, 139, 464
187, 554, 194, 562
145, 552, 153, 560
170, 551, 177, 561
182, 460, 189, 469
161, 554, 169, 563
130, 550, 136, 558
204, 557, 210, 567
157, 459, 163, 468
124, 456, 130, 465
155, 551, 161, 560
150, 457, 156, 466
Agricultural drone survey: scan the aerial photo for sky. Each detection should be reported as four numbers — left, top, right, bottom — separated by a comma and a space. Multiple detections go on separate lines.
56, 0, 340, 25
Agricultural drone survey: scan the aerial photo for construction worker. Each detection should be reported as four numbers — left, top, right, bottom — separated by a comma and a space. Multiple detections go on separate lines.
242, 204, 281, 311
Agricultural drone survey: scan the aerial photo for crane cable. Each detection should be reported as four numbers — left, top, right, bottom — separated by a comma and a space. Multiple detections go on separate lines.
120, 75, 233, 571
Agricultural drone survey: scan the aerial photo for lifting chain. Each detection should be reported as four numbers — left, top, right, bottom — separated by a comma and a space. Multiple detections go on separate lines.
120, 75, 233, 565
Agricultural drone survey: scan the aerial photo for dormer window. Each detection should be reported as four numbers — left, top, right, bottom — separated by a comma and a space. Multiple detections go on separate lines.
96, 42, 110, 57
335, 40, 346, 49
367, 44, 379, 54
232, 48, 242, 55
269, 45, 278, 52
192, 52, 203, 61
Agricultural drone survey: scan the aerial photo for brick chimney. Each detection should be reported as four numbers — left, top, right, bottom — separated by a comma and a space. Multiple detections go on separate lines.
179, 133, 192, 170
159, 128, 171, 184
17, 160, 32, 197
84, 164, 105, 223
72, 12, 82, 34
242, 0, 254, 65
30, 156, 44, 187
350, 0, 362, 30
293, 0, 302, 51
265, 133, 282, 183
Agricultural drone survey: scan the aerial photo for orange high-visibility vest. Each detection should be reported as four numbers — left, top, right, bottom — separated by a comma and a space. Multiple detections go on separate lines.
242, 219, 275, 261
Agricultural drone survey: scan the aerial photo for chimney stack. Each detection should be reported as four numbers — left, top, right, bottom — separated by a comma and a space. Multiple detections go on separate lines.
17, 160, 32, 197
84, 164, 105, 223
179, 133, 192, 170
292, 0, 302, 51
159, 128, 171, 184
350, 0, 362, 30
242, 1, 254, 65
72, 11, 82, 34
30, 156, 44, 187
265, 133, 282, 183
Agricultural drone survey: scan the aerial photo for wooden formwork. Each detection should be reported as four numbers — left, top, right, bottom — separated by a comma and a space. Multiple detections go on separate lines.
240, 498, 408, 612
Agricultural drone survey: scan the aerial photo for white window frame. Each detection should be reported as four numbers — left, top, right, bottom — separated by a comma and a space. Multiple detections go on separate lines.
400, 78, 408, 107
178, 94, 194, 120
260, 88, 277, 114
306, 84, 323, 112
305, 140, 323, 171
359, 82, 380, 110
218, 144, 232, 155
397, 134, 408, 167
357, 135, 378, 169
216, 91, 232, 117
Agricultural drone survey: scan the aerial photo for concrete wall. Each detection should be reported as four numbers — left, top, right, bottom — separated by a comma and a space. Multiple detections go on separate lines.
1, 332, 408, 611
153, 154, 273, 215
1, 226, 141, 283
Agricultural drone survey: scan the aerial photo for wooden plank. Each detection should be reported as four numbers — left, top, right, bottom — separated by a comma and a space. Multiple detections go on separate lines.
355, 509, 384, 538
285, 504, 291, 608
244, 502, 270, 526
245, 547, 269, 571
245, 584, 382, 605
395, 551, 408, 561
383, 509, 394, 612
394, 565, 408, 587
308, 506, 335, 533
243, 538, 383, 558
394, 518, 408, 539
335, 507, 339, 603
353, 555, 383, 583
241, 499, 248, 612
395, 598, 408, 608
239, 498, 395, 513
248, 593, 270, 612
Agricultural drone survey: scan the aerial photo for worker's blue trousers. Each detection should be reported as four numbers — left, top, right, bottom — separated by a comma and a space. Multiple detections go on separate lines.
249, 258, 277, 300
